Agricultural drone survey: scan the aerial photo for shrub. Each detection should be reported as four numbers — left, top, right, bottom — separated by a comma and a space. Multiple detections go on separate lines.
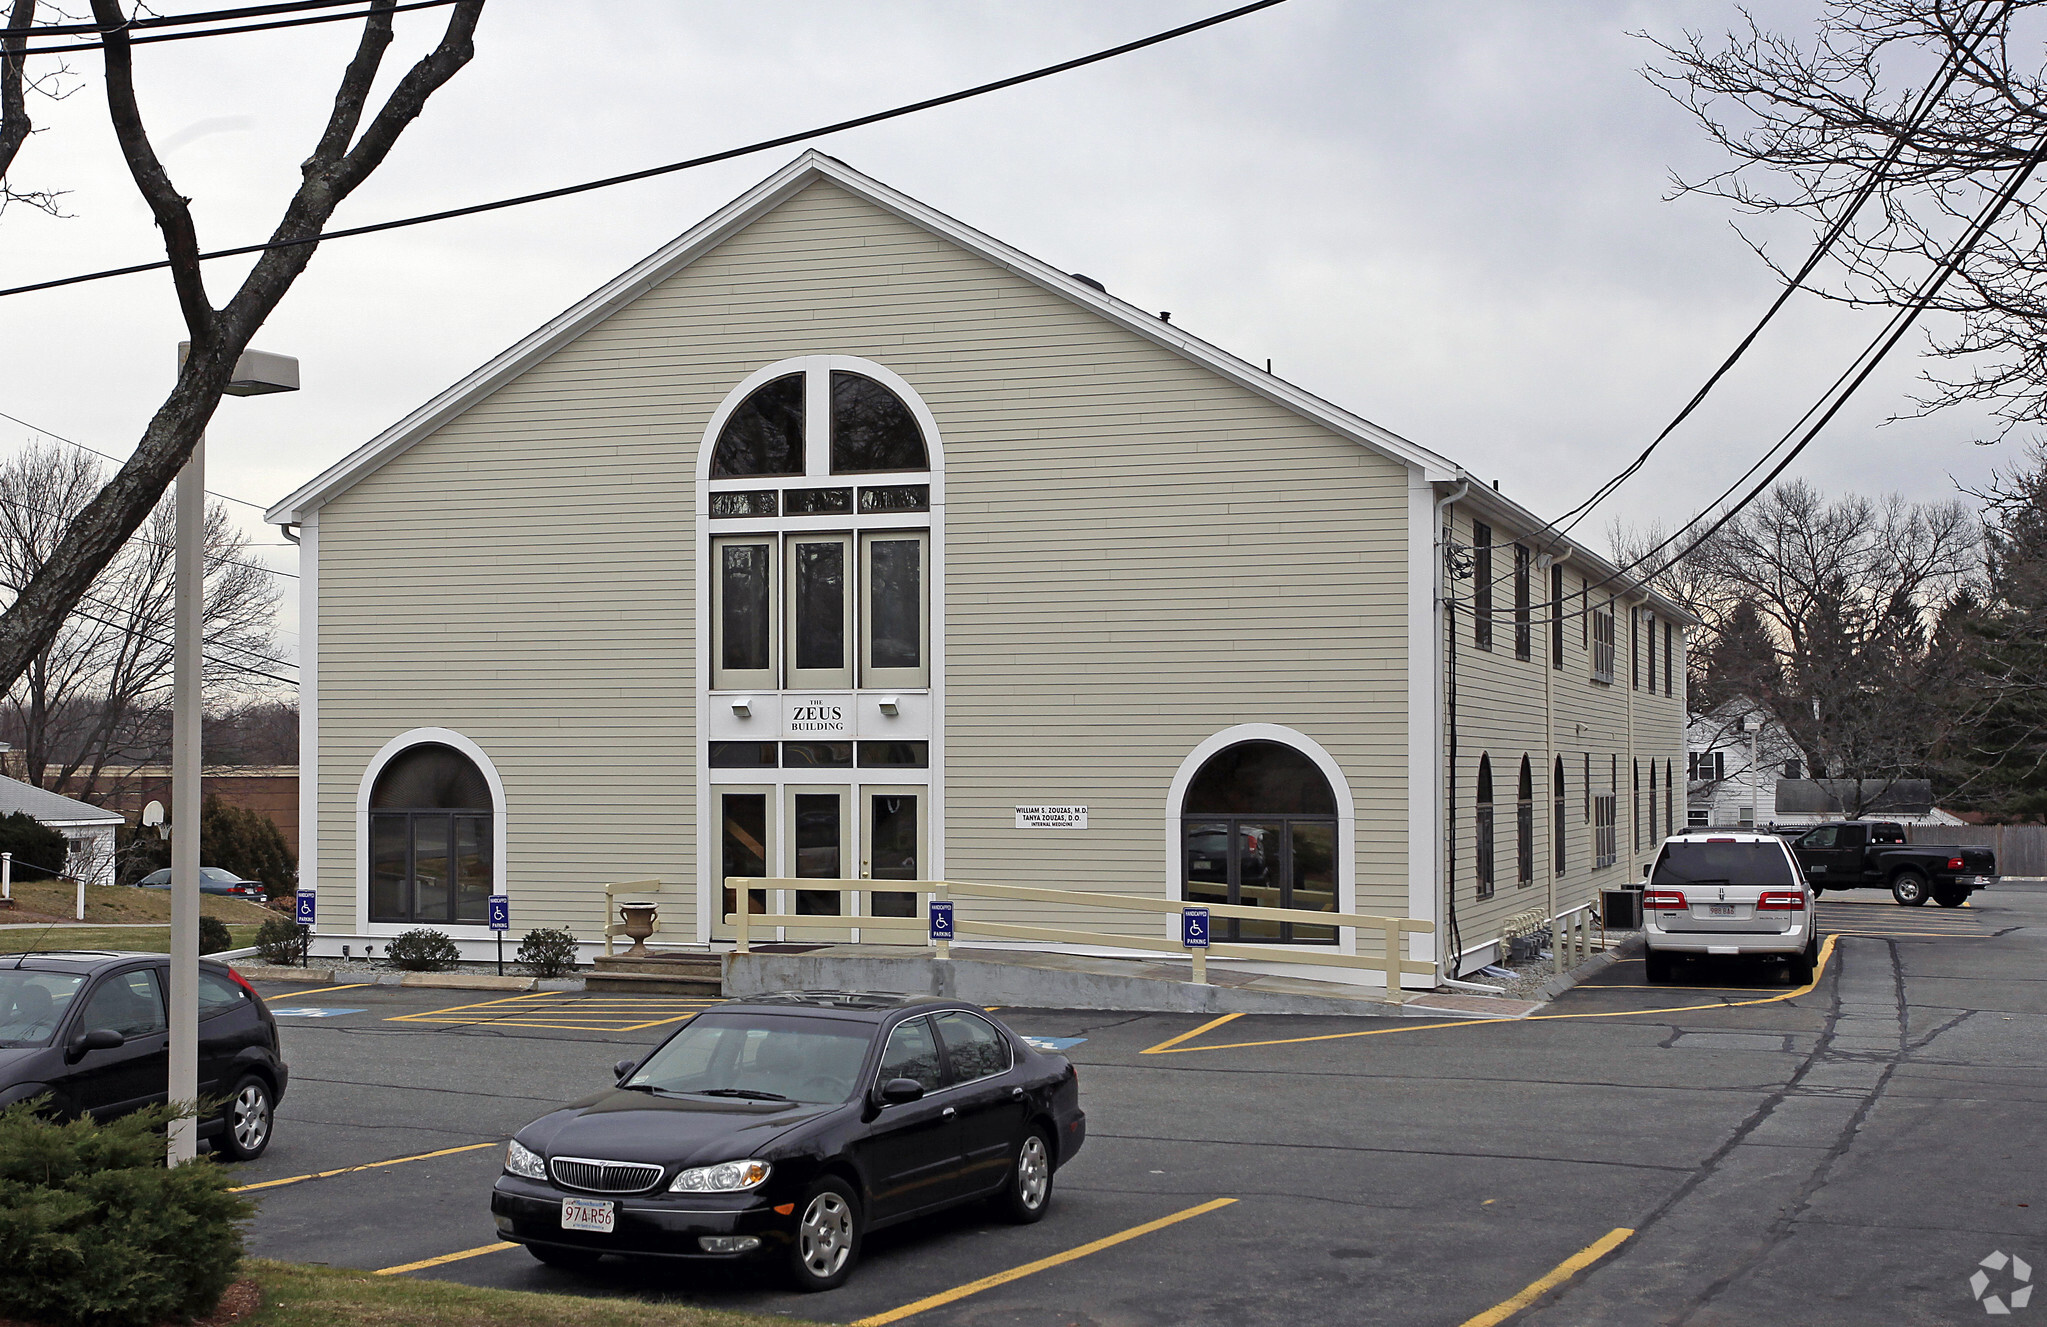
386, 928, 460, 971
0, 810, 69, 881
254, 915, 306, 966
198, 915, 232, 955
0, 1100, 253, 1327
197, 795, 297, 900
516, 928, 580, 978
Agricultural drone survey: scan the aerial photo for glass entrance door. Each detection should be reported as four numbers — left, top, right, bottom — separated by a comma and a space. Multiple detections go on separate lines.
720, 791, 772, 923
1180, 817, 1337, 943
788, 788, 849, 915
864, 790, 922, 918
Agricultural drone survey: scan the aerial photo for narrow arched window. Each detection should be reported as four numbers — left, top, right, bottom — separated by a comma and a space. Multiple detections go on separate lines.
1181, 740, 1337, 944
1553, 757, 1567, 876
1475, 754, 1495, 901
710, 373, 805, 477
369, 743, 493, 925
1516, 756, 1534, 886
1649, 760, 1659, 843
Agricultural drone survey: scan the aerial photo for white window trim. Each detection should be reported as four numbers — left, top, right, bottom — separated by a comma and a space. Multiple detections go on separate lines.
354, 726, 509, 938
696, 355, 946, 944
1162, 724, 1358, 957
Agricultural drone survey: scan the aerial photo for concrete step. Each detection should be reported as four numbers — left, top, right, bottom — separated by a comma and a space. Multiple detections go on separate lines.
586, 952, 722, 995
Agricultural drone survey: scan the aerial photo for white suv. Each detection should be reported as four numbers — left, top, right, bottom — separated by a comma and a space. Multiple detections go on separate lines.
1642, 831, 1818, 984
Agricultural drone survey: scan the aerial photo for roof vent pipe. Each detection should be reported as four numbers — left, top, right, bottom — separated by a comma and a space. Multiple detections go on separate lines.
1069, 273, 1106, 293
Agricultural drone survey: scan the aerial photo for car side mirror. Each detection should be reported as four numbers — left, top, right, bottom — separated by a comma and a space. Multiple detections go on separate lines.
878, 1077, 925, 1106
65, 1028, 124, 1063
613, 1059, 638, 1081
1641, 864, 1651, 878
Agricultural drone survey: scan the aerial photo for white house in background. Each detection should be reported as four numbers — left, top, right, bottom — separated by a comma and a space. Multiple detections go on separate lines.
1686, 701, 1803, 828
0, 776, 123, 888
1770, 780, 1964, 828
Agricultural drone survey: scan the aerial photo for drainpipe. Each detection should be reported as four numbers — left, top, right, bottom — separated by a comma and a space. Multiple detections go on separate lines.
1539, 544, 1575, 975
1433, 482, 1468, 983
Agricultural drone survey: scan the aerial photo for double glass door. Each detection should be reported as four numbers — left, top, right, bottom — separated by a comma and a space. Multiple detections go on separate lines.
1181, 817, 1337, 943
718, 788, 923, 928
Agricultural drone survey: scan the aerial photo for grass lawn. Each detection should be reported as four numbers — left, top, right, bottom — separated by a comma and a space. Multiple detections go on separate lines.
0, 924, 264, 955
236, 1260, 798, 1327
1, 879, 276, 926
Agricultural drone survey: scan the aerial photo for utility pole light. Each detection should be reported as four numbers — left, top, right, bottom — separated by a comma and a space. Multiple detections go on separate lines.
168, 344, 299, 1165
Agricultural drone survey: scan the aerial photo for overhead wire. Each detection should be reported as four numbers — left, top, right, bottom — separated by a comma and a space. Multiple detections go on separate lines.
0, 0, 1293, 301
7, 0, 459, 58
0, 489, 298, 580
0, 409, 275, 514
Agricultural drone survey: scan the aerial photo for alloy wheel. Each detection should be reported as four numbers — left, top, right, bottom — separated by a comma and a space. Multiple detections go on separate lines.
232, 1084, 270, 1153
1017, 1134, 1050, 1210
799, 1191, 853, 1278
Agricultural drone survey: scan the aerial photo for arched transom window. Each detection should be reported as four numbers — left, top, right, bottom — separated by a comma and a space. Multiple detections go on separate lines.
369, 743, 492, 925
704, 358, 935, 697
1180, 741, 1337, 945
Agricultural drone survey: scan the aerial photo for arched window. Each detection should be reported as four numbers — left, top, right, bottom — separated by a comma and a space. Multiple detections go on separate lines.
1474, 754, 1495, 901
1181, 740, 1337, 943
831, 372, 928, 472
710, 373, 804, 477
1633, 758, 1642, 850
369, 743, 492, 925
1516, 756, 1534, 886
1649, 760, 1659, 842
1553, 757, 1567, 876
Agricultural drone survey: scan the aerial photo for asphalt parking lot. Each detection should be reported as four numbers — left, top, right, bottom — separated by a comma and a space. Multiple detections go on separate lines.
236, 885, 2044, 1326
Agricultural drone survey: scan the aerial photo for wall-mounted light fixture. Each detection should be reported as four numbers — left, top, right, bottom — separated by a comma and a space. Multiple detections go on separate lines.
876, 696, 899, 716
730, 697, 752, 717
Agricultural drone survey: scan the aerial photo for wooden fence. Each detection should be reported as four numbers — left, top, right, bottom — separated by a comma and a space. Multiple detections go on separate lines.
1907, 824, 2047, 877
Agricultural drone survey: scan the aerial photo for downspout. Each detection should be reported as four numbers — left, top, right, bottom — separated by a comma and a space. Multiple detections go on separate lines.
278, 523, 301, 545
1434, 482, 1468, 983
1539, 544, 1575, 973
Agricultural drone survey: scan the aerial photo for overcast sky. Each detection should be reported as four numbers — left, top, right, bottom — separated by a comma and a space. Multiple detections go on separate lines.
0, 0, 2021, 664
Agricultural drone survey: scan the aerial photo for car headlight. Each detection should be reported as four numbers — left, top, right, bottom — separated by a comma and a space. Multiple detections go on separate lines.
669, 1159, 771, 1193
505, 1138, 546, 1180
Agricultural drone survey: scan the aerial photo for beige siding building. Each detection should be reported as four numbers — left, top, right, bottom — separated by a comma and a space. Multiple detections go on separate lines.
267, 153, 1686, 984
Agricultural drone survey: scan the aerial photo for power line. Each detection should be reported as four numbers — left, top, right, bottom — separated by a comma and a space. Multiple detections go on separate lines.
1546, 0, 2012, 542
24, 584, 298, 685
0, 490, 298, 580
0, 0, 1293, 302
8, 0, 459, 59
8, 0, 376, 37
0, 409, 274, 514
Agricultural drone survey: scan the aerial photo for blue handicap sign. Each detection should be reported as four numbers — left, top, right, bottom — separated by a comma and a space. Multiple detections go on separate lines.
294, 890, 316, 925
1023, 1035, 1087, 1052
488, 894, 510, 932
1181, 906, 1210, 949
929, 899, 955, 941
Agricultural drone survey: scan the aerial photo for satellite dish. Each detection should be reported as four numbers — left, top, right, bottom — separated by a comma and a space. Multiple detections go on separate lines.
141, 800, 165, 828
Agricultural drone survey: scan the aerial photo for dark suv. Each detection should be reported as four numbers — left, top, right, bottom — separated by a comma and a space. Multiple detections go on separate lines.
0, 950, 288, 1159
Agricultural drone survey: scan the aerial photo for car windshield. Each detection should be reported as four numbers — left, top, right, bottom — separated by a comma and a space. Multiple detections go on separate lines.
0, 969, 86, 1048
624, 1012, 871, 1105
201, 868, 240, 884
1653, 842, 1796, 887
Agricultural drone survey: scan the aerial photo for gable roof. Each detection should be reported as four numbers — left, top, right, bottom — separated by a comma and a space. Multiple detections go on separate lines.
263, 150, 1690, 623
267, 150, 1460, 527
0, 775, 123, 826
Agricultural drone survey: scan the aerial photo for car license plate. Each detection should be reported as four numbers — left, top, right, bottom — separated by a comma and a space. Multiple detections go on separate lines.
561, 1199, 614, 1233
1708, 904, 1735, 917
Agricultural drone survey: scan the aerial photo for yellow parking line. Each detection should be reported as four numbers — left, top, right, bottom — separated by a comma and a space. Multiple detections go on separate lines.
284, 982, 377, 995
375, 1242, 517, 1275
231, 1141, 500, 1193
852, 1198, 1236, 1326
1154, 936, 1841, 1055
1457, 1227, 1634, 1327
1139, 1012, 1242, 1055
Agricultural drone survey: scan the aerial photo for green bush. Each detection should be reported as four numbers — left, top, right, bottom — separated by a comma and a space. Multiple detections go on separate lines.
0, 810, 70, 881
254, 915, 306, 966
197, 795, 296, 900
197, 915, 232, 955
516, 928, 580, 978
386, 928, 460, 971
0, 1100, 252, 1327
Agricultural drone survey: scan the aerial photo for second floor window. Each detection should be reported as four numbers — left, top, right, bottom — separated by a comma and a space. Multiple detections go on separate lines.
1591, 604, 1616, 683
1514, 545, 1532, 661
1473, 522, 1493, 651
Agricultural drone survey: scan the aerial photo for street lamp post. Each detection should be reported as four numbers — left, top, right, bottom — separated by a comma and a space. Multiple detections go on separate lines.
168, 345, 298, 1165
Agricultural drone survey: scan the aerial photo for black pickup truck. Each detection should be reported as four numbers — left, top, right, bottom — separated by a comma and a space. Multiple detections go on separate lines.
1787, 821, 1996, 907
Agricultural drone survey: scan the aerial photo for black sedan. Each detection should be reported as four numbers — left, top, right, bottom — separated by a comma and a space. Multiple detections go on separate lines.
491, 992, 1087, 1291
0, 950, 289, 1160
137, 867, 267, 901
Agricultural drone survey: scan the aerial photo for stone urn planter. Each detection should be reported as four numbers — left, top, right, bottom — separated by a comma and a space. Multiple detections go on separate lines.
616, 902, 659, 958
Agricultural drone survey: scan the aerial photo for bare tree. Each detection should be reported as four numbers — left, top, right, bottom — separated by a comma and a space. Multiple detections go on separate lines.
0, 0, 482, 694
0, 0, 73, 216
0, 442, 278, 803
1619, 481, 1978, 815
1648, 2, 2047, 433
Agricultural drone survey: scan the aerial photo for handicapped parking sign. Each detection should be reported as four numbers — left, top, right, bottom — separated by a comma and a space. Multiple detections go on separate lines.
1182, 906, 1210, 949
929, 899, 954, 941
294, 890, 315, 925
488, 894, 510, 932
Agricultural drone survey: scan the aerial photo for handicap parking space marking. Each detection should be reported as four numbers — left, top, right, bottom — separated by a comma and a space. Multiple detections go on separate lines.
270, 1006, 368, 1019
384, 991, 721, 1032
1021, 1035, 1087, 1051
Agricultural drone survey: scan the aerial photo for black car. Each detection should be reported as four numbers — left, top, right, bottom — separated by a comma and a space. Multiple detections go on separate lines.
491, 992, 1087, 1291
137, 867, 268, 901
0, 950, 289, 1160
